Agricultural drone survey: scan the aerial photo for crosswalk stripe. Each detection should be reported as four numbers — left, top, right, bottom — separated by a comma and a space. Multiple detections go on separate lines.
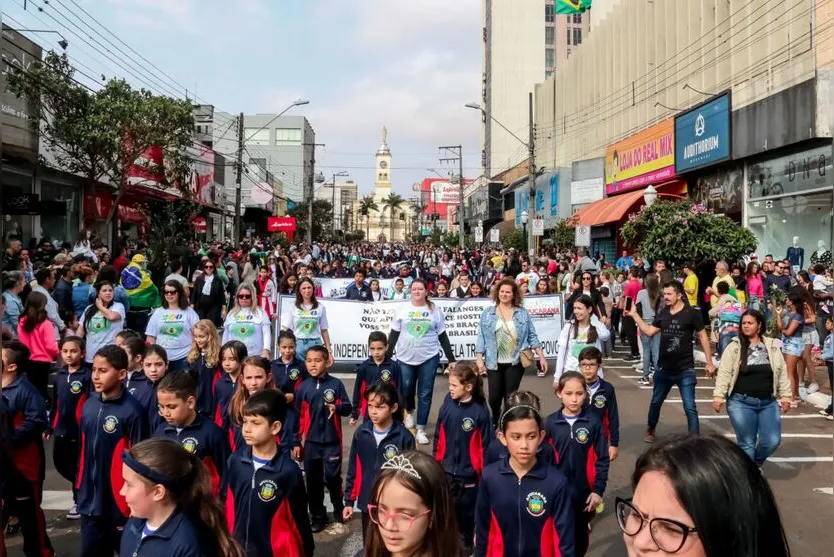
639, 386, 714, 390
766, 456, 833, 463
724, 433, 833, 439
667, 399, 714, 403
701, 414, 825, 420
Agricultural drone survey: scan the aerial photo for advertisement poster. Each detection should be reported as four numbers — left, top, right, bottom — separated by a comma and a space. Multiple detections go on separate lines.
675, 94, 731, 174
605, 120, 675, 195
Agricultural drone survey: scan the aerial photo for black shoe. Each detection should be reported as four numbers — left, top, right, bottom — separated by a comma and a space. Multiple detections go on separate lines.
625, 355, 641, 362
311, 519, 328, 533
332, 511, 344, 524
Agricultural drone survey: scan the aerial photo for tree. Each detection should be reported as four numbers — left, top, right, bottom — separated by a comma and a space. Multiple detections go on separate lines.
620, 200, 757, 268
288, 199, 333, 242
8, 51, 196, 223
358, 195, 379, 242
501, 229, 524, 252
145, 199, 200, 276
382, 192, 406, 241
550, 216, 578, 251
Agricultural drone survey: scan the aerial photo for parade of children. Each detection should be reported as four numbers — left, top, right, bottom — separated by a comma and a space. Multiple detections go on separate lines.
4, 244, 822, 557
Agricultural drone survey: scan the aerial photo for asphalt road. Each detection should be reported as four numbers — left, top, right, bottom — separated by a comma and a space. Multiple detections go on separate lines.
7, 346, 833, 556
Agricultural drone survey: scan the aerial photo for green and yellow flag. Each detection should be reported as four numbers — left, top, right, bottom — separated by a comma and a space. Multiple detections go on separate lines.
555, 0, 591, 14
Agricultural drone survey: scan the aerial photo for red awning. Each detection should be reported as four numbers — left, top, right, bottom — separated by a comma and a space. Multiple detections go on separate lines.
574, 180, 688, 226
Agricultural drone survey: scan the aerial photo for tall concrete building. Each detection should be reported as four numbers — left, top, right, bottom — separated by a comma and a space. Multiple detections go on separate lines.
315, 180, 359, 232
481, 0, 589, 178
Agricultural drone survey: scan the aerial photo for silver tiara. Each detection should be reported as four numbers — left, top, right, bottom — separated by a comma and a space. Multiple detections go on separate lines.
380, 454, 421, 480
499, 404, 540, 430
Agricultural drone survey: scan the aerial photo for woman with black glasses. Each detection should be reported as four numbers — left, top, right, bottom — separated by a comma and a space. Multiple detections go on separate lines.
145, 280, 200, 372
617, 434, 790, 557
565, 271, 608, 321
191, 260, 226, 327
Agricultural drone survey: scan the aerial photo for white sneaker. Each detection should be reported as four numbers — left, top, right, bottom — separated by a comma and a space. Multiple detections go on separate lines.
808, 382, 820, 394
404, 412, 415, 429
633, 363, 643, 370
798, 385, 809, 402
66, 504, 80, 520
415, 430, 430, 445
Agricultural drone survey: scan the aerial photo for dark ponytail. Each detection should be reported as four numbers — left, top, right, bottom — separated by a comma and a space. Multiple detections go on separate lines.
449, 361, 487, 407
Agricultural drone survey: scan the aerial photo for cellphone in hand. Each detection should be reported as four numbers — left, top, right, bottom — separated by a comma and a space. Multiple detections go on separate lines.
624, 296, 633, 312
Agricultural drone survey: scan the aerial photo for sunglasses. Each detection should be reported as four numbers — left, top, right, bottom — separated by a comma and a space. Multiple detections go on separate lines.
237, 294, 252, 300
204, 265, 215, 270
164, 290, 178, 295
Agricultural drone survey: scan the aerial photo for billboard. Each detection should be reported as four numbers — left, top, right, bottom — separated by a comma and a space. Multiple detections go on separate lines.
429, 180, 461, 204
675, 93, 731, 173
605, 119, 675, 195
1, 25, 43, 158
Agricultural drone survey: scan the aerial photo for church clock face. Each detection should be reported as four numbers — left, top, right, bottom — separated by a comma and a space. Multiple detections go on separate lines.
379, 160, 388, 169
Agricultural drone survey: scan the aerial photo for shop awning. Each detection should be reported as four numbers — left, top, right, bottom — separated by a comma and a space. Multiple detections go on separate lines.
574, 180, 688, 226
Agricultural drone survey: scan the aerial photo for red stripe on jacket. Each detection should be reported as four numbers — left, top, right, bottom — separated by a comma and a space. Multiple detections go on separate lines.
349, 454, 363, 503
586, 446, 598, 495
225, 486, 235, 532
486, 511, 504, 557
110, 437, 131, 518
202, 456, 221, 498
75, 433, 86, 490
540, 516, 563, 557
469, 429, 484, 476
12, 412, 41, 482
299, 401, 311, 440
270, 499, 304, 557
434, 424, 447, 463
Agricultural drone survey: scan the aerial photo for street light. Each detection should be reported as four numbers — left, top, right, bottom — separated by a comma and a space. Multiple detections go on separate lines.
465, 102, 530, 149
521, 210, 529, 252
643, 185, 658, 207
14, 29, 68, 50
331, 171, 350, 234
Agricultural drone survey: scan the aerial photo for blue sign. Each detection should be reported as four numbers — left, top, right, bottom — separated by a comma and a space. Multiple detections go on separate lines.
514, 190, 529, 228
549, 174, 559, 216
675, 93, 731, 173
535, 189, 544, 213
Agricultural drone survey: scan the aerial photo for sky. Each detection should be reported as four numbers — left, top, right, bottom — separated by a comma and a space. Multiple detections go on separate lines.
3, 0, 495, 202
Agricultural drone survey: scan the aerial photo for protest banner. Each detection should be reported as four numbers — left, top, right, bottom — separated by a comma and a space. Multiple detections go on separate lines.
276, 295, 564, 363
315, 277, 400, 298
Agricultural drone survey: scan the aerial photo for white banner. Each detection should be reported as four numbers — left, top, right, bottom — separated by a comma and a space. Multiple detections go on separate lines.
276, 295, 564, 363
429, 181, 462, 205
315, 277, 410, 298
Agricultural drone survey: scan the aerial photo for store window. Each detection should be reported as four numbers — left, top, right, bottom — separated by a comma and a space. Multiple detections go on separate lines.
40, 181, 80, 245
747, 191, 833, 265
2, 171, 33, 244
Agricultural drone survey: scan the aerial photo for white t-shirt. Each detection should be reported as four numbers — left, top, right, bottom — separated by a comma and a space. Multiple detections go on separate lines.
390, 303, 446, 365
287, 303, 329, 340
222, 307, 272, 356
516, 271, 540, 294
145, 307, 200, 361
81, 302, 126, 363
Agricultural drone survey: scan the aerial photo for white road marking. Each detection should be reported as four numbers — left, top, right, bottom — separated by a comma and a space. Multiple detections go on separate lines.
666, 399, 714, 403
724, 433, 834, 439
766, 456, 833, 463
700, 414, 825, 420
42, 491, 74, 511
813, 487, 834, 495
639, 386, 714, 390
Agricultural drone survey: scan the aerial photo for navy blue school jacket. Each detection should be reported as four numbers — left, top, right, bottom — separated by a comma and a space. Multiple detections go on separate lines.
212, 371, 237, 430
125, 369, 154, 409
49, 366, 91, 438
433, 394, 494, 478
350, 357, 402, 420
297, 374, 352, 445
584, 379, 619, 447
271, 357, 308, 397
154, 415, 230, 497
474, 456, 575, 557
345, 420, 415, 509
544, 409, 609, 502
186, 355, 220, 417
223, 446, 314, 557
1, 374, 48, 483
120, 510, 214, 557
76, 388, 146, 522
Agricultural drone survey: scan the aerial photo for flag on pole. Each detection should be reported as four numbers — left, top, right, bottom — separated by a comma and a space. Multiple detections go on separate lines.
555, 0, 591, 14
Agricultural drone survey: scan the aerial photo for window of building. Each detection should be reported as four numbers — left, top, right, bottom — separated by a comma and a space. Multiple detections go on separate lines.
566, 27, 571, 45
545, 3, 554, 22
573, 28, 582, 45
573, 14, 582, 24
244, 128, 270, 146
545, 26, 555, 45
545, 48, 555, 68
546, 71, 553, 80
275, 128, 302, 146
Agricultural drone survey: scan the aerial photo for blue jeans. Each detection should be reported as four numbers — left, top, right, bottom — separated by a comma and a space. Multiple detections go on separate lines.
726, 393, 781, 465
399, 354, 441, 427
640, 334, 660, 379
297, 337, 323, 362
647, 368, 699, 434
717, 329, 739, 358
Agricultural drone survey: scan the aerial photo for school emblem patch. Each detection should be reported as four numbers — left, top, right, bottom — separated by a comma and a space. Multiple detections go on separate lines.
70, 381, 83, 394
258, 480, 278, 502
594, 395, 607, 409
380, 369, 392, 383
462, 417, 475, 432
526, 491, 547, 517
575, 427, 590, 444
323, 389, 336, 403
103, 415, 118, 433
383, 444, 399, 460
289, 368, 300, 380
181, 437, 198, 454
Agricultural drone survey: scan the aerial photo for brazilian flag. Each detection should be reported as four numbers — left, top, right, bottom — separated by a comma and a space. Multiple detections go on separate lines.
121, 255, 162, 310
555, 0, 591, 14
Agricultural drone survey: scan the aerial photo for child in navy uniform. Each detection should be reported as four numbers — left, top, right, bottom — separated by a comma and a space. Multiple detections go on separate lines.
122, 336, 154, 414
119, 437, 241, 557
343, 383, 414, 538
142, 345, 171, 435
213, 341, 246, 431
153, 372, 230, 497
46, 336, 91, 520
1, 341, 54, 557
578, 347, 620, 462
223, 390, 314, 557
77, 345, 146, 557
185, 319, 222, 417
475, 401, 575, 557
296, 345, 352, 532
545, 371, 610, 557
484, 390, 554, 467
271, 330, 308, 400
350, 331, 402, 424
433, 362, 493, 554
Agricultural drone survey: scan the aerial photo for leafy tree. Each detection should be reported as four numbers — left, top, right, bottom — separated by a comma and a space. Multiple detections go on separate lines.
382, 192, 406, 240
358, 195, 379, 242
501, 229, 524, 251
620, 200, 757, 268
145, 199, 200, 276
288, 199, 333, 242
550, 216, 578, 251
7, 51, 196, 223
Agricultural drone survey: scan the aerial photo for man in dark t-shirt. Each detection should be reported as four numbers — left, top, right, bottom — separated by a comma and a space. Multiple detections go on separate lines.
628, 280, 715, 442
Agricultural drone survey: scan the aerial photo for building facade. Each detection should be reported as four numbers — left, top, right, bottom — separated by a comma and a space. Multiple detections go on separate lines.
315, 180, 358, 233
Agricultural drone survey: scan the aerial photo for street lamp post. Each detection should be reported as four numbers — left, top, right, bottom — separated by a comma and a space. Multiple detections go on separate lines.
521, 210, 529, 253
643, 185, 658, 207
331, 171, 349, 235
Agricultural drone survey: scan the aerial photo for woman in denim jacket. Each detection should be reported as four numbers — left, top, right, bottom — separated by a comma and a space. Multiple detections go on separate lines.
475, 277, 547, 427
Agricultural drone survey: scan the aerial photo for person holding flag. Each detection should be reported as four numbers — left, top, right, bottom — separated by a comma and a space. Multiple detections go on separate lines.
120, 254, 161, 333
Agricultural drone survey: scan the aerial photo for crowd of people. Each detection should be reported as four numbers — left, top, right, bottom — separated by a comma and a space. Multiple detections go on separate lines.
0, 230, 823, 557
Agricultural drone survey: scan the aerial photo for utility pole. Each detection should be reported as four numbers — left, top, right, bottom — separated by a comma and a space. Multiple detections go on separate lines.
233, 112, 245, 246
439, 145, 465, 249
527, 92, 536, 258
303, 142, 325, 245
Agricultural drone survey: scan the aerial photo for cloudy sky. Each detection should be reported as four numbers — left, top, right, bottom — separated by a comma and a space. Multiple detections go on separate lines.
5, 0, 493, 201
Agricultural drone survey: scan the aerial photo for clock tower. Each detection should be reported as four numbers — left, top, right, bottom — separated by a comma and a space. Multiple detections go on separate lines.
373, 126, 392, 205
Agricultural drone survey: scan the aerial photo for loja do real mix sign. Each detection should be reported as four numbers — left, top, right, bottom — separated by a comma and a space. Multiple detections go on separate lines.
604, 119, 675, 195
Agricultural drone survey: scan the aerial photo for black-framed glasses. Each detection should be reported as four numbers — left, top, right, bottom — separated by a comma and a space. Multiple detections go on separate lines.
583, 276, 593, 281
204, 265, 215, 270
237, 294, 252, 300
615, 498, 698, 554
164, 290, 178, 295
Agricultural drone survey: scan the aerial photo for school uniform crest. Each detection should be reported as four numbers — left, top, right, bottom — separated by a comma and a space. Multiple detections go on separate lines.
323, 389, 336, 403
461, 417, 475, 432
258, 479, 278, 502
70, 380, 83, 394
289, 368, 300, 380
526, 491, 547, 517
593, 394, 607, 409
575, 427, 590, 444
103, 415, 119, 433
181, 437, 199, 454
383, 444, 399, 460
380, 369, 392, 382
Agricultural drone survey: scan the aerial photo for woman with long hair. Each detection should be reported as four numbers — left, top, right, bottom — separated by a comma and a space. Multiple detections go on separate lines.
86, 264, 130, 310
222, 284, 272, 358
190, 259, 226, 328
745, 261, 764, 312
387, 279, 457, 445
618, 434, 790, 557
17, 291, 60, 402
2, 270, 26, 338
792, 283, 820, 399
636, 274, 662, 385
279, 273, 299, 295
362, 450, 460, 557
145, 280, 200, 372
554, 294, 611, 384
282, 277, 333, 364
77, 281, 126, 363
713, 310, 791, 466
773, 291, 806, 406
71, 263, 96, 320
